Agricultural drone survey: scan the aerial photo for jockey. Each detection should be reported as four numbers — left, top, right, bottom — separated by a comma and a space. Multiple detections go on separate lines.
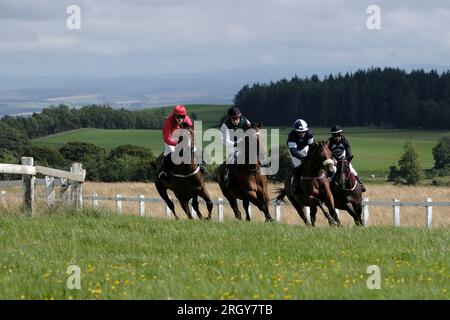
287, 119, 314, 168
159, 105, 204, 179
326, 125, 366, 192
220, 107, 252, 185
287, 119, 314, 193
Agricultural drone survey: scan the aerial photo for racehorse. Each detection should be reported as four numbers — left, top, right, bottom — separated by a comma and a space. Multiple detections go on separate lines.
154, 124, 213, 220
276, 141, 340, 226
330, 157, 364, 226
216, 123, 274, 222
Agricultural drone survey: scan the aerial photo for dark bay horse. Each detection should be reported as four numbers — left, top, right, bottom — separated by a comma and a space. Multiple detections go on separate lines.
331, 157, 364, 226
276, 141, 340, 226
216, 124, 274, 222
154, 125, 213, 220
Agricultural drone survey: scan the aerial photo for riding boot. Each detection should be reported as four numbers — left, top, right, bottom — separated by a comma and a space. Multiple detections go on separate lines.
194, 150, 207, 174
356, 175, 366, 192
292, 175, 299, 194
159, 154, 173, 180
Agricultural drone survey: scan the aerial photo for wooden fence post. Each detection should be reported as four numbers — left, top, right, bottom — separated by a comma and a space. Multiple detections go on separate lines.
92, 192, 98, 208
70, 163, 83, 211
335, 208, 340, 220
363, 198, 370, 226
393, 199, 400, 227
21, 157, 35, 216
45, 176, 55, 207
425, 198, 433, 228
139, 195, 145, 217
247, 204, 252, 220
217, 198, 224, 222
116, 194, 122, 214
1, 190, 6, 206
60, 179, 69, 204
274, 204, 281, 223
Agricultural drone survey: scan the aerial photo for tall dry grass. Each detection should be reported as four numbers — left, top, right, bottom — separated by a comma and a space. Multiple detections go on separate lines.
1, 182, 449, 227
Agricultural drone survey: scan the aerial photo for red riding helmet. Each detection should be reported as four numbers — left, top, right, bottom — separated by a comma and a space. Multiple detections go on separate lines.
173, 105, 187, 116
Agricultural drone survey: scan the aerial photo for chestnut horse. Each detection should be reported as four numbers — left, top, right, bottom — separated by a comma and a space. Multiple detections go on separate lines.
154, 124, 213, 220
331, 157, 364, 226
216, 124, 274, 222
276, 141, 340, 226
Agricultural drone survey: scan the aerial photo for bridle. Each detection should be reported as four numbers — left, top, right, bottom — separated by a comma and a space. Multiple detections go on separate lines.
171, 127, 201, 179
335, 159, 357, 191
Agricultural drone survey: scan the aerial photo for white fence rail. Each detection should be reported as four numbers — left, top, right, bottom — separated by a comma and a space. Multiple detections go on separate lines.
80, 194, 448, 228
1, 186, 449, 227
0, 157, 86, 215
1, 160, 449, 227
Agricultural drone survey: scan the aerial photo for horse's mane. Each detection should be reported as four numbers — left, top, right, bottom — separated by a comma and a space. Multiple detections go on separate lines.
306, 140, 329, 160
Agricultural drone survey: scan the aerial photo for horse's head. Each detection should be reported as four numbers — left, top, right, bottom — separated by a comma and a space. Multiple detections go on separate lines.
175, 123, 196, 161
335, 158, 351, 187
308, 141, 335, 173
234, 122, 263, 174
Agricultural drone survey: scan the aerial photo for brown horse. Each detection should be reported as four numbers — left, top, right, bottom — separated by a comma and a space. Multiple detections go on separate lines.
331, 157, 364, 226
216, 124, 274, 222
276, 141, 340, 226
154, 125, 213, 220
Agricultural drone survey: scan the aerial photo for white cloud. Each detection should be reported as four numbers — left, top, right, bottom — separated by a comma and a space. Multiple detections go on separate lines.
0, 0, 449, 76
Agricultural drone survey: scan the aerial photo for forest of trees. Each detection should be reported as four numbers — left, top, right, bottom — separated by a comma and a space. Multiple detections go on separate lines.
234, 68, 450, 129
0, 105, 166, 139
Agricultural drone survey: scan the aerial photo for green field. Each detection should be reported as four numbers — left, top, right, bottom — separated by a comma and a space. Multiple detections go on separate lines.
33, 128, 449, 178
0, 209, 448, 299
31, 104, 450, 177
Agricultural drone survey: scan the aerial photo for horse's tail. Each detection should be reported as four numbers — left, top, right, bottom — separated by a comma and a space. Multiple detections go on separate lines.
274, 187, 287, 204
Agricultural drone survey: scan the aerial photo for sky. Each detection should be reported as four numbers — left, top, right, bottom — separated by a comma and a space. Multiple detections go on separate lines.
1, 0, 450, 77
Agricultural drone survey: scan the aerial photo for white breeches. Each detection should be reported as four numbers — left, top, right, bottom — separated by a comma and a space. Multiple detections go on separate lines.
164, 143, 197, 157
332, 161, 358, 176
164, 144, 176, 156
349, 163, 358, 176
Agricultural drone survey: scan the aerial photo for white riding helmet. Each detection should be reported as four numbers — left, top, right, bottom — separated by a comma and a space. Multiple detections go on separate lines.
294, 119, 308, 132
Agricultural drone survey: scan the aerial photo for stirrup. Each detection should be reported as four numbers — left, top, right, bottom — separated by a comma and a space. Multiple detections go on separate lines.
158, 171, 168, 179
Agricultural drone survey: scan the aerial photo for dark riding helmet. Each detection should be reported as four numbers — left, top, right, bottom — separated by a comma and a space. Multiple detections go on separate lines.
228, 107, 242, 117
330, 125, 343, 135
294, 119, 308, 132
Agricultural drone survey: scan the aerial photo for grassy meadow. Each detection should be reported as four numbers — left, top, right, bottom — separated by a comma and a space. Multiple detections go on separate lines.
33, 127, 449, 178
0, 208, 448, 300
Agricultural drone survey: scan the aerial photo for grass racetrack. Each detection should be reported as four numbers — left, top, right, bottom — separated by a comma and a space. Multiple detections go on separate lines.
0, 208, 449, 300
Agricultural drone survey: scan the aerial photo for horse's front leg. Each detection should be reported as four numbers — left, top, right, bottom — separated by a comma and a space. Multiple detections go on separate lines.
322, 191, 340, 226
247, 190, 273, 222
243, 199, 251, 221
198, 187, 214, 220
179, 198, 193, 219
191, 196, 203, 219
156, 181, 179, 220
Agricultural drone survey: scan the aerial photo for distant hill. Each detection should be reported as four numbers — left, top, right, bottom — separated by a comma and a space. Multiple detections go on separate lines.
2, 64, 449, 116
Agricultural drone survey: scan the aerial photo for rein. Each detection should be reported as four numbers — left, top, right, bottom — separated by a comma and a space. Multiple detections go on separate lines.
172, 165, 201, 178
335, 160, 357, 191
299, 172, 327, 181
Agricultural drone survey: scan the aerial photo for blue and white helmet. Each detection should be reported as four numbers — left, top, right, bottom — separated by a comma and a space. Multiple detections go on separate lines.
294, 119, 308, 132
